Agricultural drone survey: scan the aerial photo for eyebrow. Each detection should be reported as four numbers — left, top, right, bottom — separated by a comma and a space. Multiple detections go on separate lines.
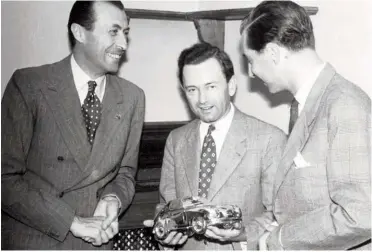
112, 24, 130, 31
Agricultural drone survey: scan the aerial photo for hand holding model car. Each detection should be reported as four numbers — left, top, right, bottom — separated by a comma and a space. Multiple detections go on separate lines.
143, 196, 243, 246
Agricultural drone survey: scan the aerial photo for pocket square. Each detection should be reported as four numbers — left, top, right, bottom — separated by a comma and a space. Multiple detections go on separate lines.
293, 152, 311, 169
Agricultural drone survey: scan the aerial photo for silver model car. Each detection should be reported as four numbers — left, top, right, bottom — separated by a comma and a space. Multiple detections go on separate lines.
152, 196, 242, 240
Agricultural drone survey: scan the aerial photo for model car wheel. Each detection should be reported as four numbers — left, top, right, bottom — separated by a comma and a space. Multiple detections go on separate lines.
153, 222, 167, 240
191, 216, 207, 234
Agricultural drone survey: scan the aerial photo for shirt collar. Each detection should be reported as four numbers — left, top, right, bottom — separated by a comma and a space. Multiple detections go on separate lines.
70, 54, 106, 99
200, 102, 235, 132
294, 62, 326, 109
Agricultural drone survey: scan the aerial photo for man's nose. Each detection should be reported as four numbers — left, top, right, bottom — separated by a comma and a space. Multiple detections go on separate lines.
116, 33, 128, 50
198, 90, 207, 104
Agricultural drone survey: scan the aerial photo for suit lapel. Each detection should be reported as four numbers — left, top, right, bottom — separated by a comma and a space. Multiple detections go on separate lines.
40, 55, 91, 171
208, 109, 247, 201
273, 63, 337, 198
182, 120, 201, 197
69, 75, 128, 189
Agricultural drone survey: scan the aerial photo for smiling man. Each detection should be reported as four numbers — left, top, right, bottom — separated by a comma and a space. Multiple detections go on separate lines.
2, 1, 145, 249
145, 42, 286, 250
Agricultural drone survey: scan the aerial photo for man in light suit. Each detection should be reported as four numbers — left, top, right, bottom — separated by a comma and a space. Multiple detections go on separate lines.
145, 42, 286, 250
237, 1, 371, 250
1, 1, 145, 249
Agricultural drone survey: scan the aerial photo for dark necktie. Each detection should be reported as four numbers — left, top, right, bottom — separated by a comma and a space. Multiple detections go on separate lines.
81, 81, 102, 145
288, 98, 299, 135
198, 124, 216, 199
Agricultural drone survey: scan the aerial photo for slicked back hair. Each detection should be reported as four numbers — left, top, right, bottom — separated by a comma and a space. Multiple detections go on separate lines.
178, 42, 234, 87
67, 0, 125, 48
241, 1, 315, 52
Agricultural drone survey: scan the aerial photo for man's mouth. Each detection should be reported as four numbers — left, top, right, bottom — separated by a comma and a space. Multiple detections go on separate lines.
107, 53, 122, 59
199, 106, 213, 111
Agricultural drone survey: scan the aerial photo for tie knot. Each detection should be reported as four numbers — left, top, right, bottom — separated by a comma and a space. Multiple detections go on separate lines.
88, 81, 97, 92
207, 124, 215, 135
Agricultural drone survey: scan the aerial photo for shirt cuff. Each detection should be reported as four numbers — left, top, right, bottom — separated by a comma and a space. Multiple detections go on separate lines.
102, 194, 122, 209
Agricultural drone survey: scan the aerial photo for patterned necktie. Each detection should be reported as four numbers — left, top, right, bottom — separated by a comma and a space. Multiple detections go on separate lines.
198, 124, 216, 199
288, 98, 299, 135
81, 81, 102, 145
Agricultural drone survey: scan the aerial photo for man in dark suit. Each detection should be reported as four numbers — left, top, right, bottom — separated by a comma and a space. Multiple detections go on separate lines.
145, 42, 286, 250
236, 1, 370, 250
1, 1, 145, 249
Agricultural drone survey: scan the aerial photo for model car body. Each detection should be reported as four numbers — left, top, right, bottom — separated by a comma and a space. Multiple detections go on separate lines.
152, 196, 242, 240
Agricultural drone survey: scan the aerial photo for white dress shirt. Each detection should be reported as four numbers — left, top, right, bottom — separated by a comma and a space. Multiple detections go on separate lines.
70, 54, 106, 105
294, 62, 326, 115
199, 103, 235, 160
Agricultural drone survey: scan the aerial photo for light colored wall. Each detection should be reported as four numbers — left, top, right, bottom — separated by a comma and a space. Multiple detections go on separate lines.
2, 1, 371, 133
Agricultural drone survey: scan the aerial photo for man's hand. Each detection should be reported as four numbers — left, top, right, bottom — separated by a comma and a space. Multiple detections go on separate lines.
70, 216, 108, 246
93, 196, 120, 241
205, 223, 245, 242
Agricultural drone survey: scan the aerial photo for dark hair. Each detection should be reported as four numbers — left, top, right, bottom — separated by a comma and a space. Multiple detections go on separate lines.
241, 1, 315, 52
177, 42, 234, 86
67, 0, 125, 48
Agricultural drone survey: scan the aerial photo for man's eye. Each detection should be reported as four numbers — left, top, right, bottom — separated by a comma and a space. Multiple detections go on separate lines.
109, 29, 118, 35
187, 88, 196, 93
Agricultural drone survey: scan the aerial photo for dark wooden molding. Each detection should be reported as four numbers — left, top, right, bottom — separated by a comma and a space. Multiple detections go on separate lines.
126, 6, 319, 21
120, 121, 188, 229
194, 19, 225, 50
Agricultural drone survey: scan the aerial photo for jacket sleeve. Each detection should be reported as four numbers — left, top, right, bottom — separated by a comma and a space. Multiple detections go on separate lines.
1, 71, 76, 242
267, 93, 371, 250
159, 132, 177, 203
244, 127, 287, 249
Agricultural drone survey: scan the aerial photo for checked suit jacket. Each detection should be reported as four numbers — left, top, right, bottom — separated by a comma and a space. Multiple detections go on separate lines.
267, 64, 371, 250
1, 55, 145, 249
159, 107, 287, 250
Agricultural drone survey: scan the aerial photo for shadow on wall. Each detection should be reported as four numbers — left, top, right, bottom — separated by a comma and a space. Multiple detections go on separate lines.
239, 54, 292, 107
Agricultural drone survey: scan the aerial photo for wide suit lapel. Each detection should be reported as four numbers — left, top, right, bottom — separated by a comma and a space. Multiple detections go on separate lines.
182, 120, 202, 197
69, 74, 129, 190
40, 55, 91, 172
273, 63, 336, 198
208, 109, 247, 201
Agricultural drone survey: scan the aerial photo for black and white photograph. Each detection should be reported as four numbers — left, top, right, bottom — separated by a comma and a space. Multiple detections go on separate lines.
1, 0, 371, 250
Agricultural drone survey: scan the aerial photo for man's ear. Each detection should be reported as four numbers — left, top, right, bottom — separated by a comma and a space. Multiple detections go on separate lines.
266, 42, 289, 65
265, 42, 281, 65
228, 75, 237, 97
70, 23, 86, 44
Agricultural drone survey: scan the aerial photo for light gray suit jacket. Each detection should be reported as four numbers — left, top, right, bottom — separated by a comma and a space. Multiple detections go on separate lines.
160, 108, 286, 250
1, 55, 145, 249
267, 64, 371, 250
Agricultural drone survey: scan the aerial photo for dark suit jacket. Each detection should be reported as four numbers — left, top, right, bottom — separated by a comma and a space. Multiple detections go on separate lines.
160, 108, 287, 250
267, 64, 371, 250
1, 55, 145, 249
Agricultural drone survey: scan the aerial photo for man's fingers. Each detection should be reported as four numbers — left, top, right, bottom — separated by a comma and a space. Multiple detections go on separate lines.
169, 232, 183, 245
162, 231, 177, 244
102, 202, 119, 230
178, 234, 188, 245
110, 220, 119, 236
143, 219, 154, 227
100, 229, 110, 244
104, 226, 115, 240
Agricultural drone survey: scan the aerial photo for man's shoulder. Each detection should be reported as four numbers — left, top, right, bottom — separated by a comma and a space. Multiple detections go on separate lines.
325, 72, 370, 111
9, 57, 70, 91
107, 74, 144, 96
168, 119, 198, 140
235, 108, 285, 136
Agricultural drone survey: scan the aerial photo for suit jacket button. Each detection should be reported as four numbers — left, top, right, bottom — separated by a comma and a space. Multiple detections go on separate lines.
58, 191, 64, 198
57, 156, 64, 161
